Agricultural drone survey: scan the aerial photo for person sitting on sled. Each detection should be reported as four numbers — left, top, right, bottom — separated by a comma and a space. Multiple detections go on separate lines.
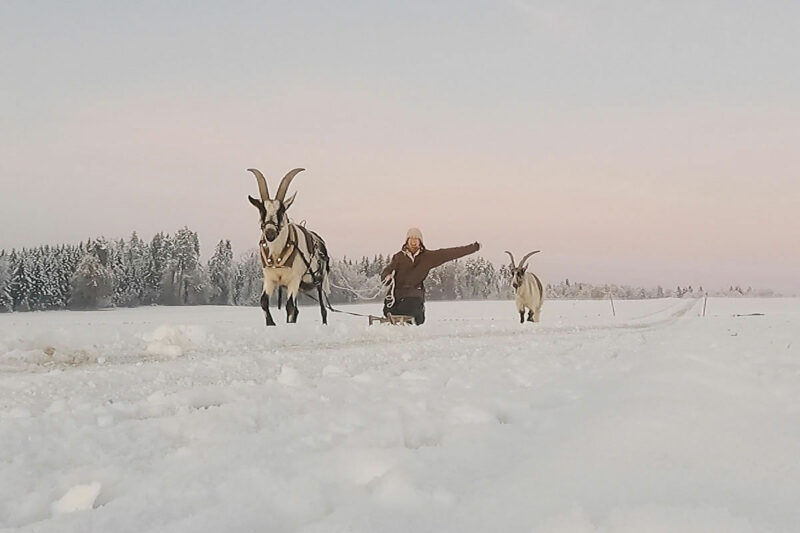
380, 227, 480, 325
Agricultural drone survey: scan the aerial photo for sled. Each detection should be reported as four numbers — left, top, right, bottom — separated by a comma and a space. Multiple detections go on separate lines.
368, 313, 415, 326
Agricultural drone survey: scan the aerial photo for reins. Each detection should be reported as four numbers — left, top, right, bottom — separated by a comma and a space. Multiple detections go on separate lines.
301, 291, 378, 319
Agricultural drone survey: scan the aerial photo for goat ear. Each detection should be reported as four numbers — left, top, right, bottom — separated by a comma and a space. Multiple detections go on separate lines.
283, 191, 297, 210
248, 195, 262, 209
248, 195, 266, 219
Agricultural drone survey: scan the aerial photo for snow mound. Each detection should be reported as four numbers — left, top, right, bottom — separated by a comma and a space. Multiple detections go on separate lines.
51, 482, 101, 515
0, 331, 95, 368
277, 365, 304, 386
143, 325, 207, 357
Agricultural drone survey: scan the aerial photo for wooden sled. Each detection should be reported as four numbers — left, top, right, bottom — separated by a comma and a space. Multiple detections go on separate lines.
368, 313, 415, 326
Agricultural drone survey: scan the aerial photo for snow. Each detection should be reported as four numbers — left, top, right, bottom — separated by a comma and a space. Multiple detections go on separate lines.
143, 325, 209, 358
51, 482, 102, 515
1, 298, 798, 532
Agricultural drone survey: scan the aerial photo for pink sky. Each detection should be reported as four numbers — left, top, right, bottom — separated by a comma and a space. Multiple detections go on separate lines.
1, 2, 798, 292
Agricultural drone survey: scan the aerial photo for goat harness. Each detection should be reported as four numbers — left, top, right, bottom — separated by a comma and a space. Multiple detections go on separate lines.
259, 224, 300, 269
260, 224, 327, 287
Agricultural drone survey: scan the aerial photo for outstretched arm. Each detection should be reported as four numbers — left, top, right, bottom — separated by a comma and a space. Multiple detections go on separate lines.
426, 242, 480, 269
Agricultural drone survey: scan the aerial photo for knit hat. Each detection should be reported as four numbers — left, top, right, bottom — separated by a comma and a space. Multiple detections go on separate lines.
406, 227, 423, 241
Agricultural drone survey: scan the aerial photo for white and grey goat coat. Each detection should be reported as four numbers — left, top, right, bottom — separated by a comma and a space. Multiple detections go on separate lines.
247, 168, 331, 326
505, 250, 544, 323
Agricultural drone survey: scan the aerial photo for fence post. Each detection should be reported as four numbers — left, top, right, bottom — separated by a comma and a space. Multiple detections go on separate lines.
702, 294, 708, 317
609, 292, 616, 317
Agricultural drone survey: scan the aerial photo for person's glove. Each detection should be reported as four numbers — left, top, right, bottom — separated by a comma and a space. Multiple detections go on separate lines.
474, 241, 481, 251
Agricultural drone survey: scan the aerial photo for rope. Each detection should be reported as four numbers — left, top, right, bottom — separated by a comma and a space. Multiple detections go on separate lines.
301, 291, 379, 319
385, 272, 396, 308
328, 264, 396, 303
330, 277, 390, 300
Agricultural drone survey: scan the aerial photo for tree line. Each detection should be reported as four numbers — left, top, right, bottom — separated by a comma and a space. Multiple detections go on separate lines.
0, 228, 778, 312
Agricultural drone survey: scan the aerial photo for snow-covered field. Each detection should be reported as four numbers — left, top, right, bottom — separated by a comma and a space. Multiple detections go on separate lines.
1, 298, 798, 532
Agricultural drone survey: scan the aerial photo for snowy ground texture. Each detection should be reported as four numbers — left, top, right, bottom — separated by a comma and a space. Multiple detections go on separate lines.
1, 298, 799, 532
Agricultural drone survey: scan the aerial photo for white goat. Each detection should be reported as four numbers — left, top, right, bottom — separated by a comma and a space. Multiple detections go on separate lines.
505, 250, 544, 323
247, 168, 331, 326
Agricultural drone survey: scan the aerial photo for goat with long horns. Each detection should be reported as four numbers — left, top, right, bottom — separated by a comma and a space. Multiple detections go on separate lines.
505, 250, 544, 323
247, 168, 331, 326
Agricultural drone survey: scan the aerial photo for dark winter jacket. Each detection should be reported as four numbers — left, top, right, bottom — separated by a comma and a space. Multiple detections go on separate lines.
381, 243, 480, 300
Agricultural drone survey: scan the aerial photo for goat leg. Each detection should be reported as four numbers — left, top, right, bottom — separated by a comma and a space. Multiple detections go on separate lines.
260, 291, 276, 327
286, 296, 299, 323
318, 285, 328, 325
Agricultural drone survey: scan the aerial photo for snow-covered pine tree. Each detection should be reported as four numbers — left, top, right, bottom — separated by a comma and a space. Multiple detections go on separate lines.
375, 253, 387, 277
208, 240, 234, 305
463, 257, 499, 299
24, 248, 45, 310
142, 232, 169, 305
370, 255, 382, 277
497, 264, 512, 296
111, 238, 134, 307
38, 245, 62, 310
160, 227, 199, 305
232, 258, 245, 305
0, 251, 12, 312
110, 238, 128, 307
90, 238, 111, 267
234, 249, 262, 306
328, 259, 351, 304
69, 253, 113, 309
60, 244, 83, 307
45, 246, 65, 309
427, 260, 462, 300
186, 265, 212, 305
166, 228, 207, 304
8, 250, 31, 312
126, 232, 147, 305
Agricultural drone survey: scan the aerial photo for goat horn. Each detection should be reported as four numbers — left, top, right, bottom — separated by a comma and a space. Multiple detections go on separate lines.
247, 168, 270, 202
276, 168, 305, 202
519, 250, 541, 268
504, 251, 516, 269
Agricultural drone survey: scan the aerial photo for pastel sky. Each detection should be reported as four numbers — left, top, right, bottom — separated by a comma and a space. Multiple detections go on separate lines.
1, 1, 798, 292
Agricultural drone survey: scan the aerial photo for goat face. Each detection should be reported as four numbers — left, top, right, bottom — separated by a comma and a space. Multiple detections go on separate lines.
505, 250, 540, 290
249, 196, 293, 242
510, 265, 528, 290
246, 168, 301, 242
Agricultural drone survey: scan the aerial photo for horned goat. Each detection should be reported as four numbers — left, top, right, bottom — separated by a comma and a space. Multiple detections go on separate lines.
505, 250, 544, 323
247, 168, 331, 326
